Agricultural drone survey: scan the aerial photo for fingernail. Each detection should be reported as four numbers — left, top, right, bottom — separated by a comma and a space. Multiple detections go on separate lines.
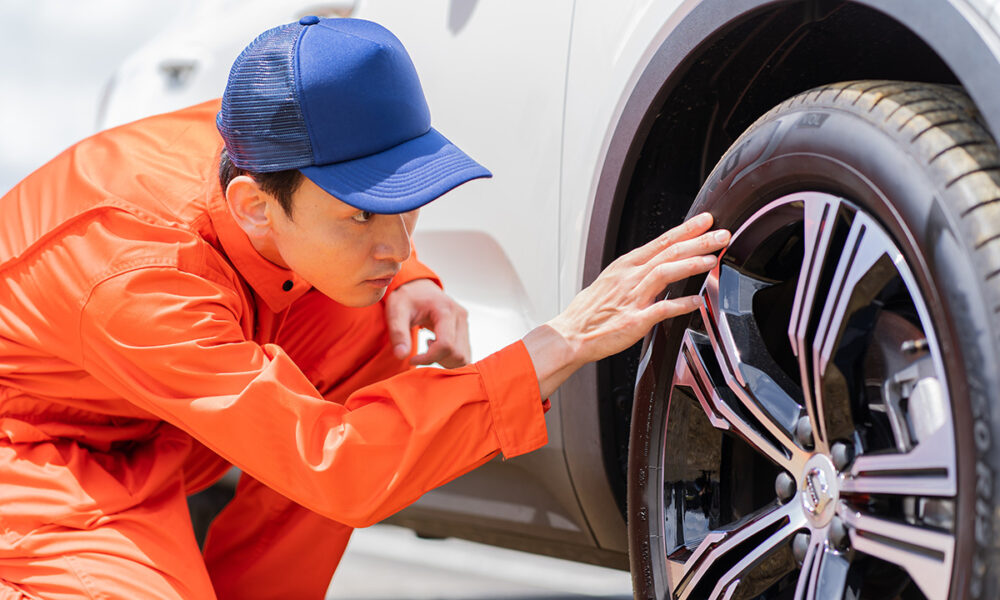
714, 230, 730, 243
394, 344, 408, 357
703, 255, 717, 267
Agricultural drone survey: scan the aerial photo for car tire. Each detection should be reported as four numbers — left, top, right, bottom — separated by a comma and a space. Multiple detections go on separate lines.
627, 81, 1000, 600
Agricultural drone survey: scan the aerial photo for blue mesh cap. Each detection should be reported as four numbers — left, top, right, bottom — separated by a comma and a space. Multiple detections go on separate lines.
217, 17, 491, 213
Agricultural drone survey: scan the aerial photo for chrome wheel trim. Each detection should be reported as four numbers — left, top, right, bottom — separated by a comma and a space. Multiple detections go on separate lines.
662, 193, 956, 600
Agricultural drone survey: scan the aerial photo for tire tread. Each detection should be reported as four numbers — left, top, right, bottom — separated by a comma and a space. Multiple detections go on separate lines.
790, 82, 1000, 323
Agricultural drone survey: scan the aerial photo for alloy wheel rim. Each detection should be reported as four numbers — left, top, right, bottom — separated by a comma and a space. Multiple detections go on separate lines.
661, 193, 957, 600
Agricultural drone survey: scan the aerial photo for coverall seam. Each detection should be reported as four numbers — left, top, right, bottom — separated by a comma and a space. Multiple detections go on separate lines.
486, 380, 508, 452
0, 204, 133, 275
98, 197, 180, 228
479, 360, 513, 456
62, 555, 100, 600
477, 343, 547, 459
75, 241, 236, 313
76, 263, 178, 370
0, 579, 34, 600
1, 197, 210, 275
92, 204, 236, 293
8, 207, 213, 365
78, 258, 182, 310
77, 265, 243, 373
188, 210, 249, 294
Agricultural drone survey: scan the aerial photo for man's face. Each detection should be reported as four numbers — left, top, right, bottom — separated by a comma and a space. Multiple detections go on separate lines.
267, 177, 419, 307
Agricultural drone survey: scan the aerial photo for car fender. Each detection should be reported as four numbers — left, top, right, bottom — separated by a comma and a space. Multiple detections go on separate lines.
560, 0, 1000, 553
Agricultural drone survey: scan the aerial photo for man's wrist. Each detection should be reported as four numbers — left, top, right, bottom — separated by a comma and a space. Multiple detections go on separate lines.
522, 323, 581, 399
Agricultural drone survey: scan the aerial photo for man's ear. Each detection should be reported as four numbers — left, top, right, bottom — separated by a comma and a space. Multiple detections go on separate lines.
226, 175, 274, 238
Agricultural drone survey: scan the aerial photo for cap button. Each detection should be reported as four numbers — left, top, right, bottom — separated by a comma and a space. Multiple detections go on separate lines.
282, 280, 294, 291
299, 15, 320, 25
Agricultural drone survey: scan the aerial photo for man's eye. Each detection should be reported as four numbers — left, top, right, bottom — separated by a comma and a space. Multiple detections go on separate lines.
352, 211, 374, 223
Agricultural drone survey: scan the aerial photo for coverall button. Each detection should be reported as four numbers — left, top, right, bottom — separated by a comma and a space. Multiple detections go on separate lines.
282, 280, 294, 291
299, 15, 320, 26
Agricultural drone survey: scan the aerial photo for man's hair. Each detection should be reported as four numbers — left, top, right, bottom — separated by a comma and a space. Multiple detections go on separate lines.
218, 148, 304, 217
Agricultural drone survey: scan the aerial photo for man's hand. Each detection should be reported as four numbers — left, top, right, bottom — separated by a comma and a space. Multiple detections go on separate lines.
385, 278, 471, 368
524, 213, 730, 398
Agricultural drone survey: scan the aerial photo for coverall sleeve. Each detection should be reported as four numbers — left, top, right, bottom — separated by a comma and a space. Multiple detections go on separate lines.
78, 267, 547, 527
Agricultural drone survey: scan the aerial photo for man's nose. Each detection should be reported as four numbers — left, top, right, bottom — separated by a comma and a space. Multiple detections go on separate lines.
373, 213, 412, 263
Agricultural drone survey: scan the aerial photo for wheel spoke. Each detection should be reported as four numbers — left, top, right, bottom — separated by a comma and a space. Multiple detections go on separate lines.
673, 330, 732, 431
811, 213, 902, 440
720, 581, 740, 600
673, 501, 806, 600
839, 505, 955, 599
708, 264, 804, 436
787, 194, 844, 454
678, 314, 804, 473
812, 212, 896, 371
700, 268, 808, 472
840, 419, 956, 497
794, 534, 852, 600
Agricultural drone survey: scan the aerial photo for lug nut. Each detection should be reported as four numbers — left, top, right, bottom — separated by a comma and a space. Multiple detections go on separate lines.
831, 441, 854, 471
775, 471, 796, 503
792, 531, 810, 565
795, 416, 814, 449
829, 516, 849, 550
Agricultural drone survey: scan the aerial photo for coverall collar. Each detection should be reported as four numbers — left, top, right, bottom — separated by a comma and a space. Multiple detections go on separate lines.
207, 183, 311, 313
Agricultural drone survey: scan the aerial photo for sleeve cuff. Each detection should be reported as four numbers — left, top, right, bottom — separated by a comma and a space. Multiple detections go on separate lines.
477, 341, 549, 459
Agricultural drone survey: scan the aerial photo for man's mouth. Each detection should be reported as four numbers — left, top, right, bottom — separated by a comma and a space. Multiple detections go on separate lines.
364, 272, 398, 286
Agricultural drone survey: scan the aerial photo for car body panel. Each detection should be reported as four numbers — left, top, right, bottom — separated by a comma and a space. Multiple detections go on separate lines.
857, 0, 1000, 136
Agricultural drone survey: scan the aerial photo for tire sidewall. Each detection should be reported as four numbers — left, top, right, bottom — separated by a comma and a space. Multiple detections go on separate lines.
628, 102, 1000, 599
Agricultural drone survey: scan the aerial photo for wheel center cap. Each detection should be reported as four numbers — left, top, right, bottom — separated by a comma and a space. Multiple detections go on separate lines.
801, 454, 839, 526
803, 467, 830, 514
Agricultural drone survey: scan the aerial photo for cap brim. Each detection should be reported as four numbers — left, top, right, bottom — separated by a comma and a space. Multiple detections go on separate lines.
299, 128, 491, 213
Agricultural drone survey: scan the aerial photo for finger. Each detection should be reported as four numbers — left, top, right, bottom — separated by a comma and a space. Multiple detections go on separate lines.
411, 338, 451, 366
410, 308, 459, 366
651, 228, 730, 266
430, 311, 471, 368
626, 212, 715, 265
642, 294, 705, 325
635, 254, 718, 302
432, 308, 459, 357
384, 299, 414, 359
452, 310, 471, 367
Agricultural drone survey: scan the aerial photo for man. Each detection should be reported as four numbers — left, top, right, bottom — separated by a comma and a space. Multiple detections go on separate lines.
0, 16, 729, 600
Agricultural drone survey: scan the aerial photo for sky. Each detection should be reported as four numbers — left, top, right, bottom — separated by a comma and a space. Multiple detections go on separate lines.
0, 0, 182, 194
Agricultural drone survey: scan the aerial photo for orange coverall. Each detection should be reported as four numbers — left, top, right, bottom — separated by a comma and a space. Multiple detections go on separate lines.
0, 100, 548, 599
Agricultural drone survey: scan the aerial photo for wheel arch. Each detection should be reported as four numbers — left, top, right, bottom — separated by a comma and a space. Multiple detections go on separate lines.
575, 0, 1000, 539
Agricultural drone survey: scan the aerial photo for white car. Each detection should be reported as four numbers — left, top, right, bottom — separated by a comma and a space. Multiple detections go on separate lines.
101, 1, 1000, 598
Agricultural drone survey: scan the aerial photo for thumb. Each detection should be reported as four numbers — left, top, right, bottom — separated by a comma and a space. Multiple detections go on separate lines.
384, 299, 413, 359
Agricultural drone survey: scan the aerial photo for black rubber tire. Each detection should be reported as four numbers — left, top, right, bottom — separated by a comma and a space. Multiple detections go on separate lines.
628, 80, 1000, 599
